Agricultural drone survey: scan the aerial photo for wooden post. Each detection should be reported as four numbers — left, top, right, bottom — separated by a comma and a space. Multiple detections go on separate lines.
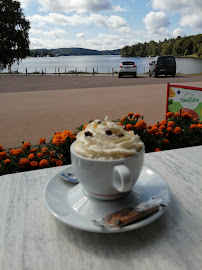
76, 68, 77, 76
58, 68, 60, 75
112, 68, 114, 76
93, 68, 94, 76
26, 68, 27, 75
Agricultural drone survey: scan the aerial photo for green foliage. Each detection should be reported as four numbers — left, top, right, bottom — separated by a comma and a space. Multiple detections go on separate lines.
0, 0, 30, 70
0, 113, 201, 176
120, 34, 202, 57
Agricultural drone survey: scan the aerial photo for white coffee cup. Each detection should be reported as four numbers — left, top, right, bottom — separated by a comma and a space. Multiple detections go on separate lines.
70, 142, 145, 200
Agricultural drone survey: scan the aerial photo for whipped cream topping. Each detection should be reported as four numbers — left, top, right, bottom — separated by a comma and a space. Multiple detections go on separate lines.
73, 117, 144, 160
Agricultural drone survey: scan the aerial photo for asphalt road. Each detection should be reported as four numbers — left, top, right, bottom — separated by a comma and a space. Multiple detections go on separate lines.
0, 74, 202, 93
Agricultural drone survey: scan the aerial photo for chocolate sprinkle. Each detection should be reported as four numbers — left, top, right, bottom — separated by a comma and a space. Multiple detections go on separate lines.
118, 134, 124, 137
98, 120, 102, 124
85, 131, 93, 137
106, 130, 112, 135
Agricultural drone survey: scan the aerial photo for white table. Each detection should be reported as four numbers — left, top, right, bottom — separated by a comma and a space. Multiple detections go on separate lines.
0, 146, 202, 270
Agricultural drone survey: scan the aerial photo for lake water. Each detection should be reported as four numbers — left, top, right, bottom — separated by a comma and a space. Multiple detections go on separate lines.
3, 55, 202, 74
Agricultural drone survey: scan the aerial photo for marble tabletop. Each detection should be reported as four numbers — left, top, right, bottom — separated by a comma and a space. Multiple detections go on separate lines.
0, 146, 201, 270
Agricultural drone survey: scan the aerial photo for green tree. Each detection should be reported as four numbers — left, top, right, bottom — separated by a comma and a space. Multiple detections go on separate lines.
0, 0, 30, 70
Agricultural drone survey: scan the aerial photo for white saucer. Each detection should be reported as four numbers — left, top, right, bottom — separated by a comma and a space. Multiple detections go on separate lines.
43, 165, 170, 233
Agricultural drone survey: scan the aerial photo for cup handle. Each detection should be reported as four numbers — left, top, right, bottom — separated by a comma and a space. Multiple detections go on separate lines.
112, 165, 132, 192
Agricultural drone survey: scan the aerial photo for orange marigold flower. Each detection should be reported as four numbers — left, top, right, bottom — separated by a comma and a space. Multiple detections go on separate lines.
118, 122, 123, 125
159, 120, 167, 126
135, 120, 147, 129
134, 113, 141, 119
10, 149, 23, 156
147, 125, 153, 129
52, 133, 66, 146
166, 112, 173, 118
42, 148, 49, 154
39, 138, 46, 144
174, 112, 180, 117
56, 160, 63, 166
155, 148, 161, 152
167, 121, 175, 127
153, 123, 159, 128
50, 158, 57, 165
126, 124, 133, 130
147, 126, 158, 134
174, 127, 182, 134
128, 113, 134, 119
22, 142, 31, 149
0, 151, 7, 159
28, 153, 35, 160
190, 124, 197, 129
162, 139, 169, 145
30, 148, 37, 153
181, 112, 190, 118
39, 159, 49, 168
0, 145, 3, 151
121, 116, 126, 122
4, 159, 11, 165
37, 153, 44, 159
82, 124, 88, 130
50, 150, 56, 157
63, 130, 74, 139
197, 124, 202, 128
159, 125, 166, 131
30, 161, 38, 168
19, 158, 30, 168
166, 127, 173, 133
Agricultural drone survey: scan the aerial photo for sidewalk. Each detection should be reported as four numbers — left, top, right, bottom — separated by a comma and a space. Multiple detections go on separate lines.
0, 76, 201, 148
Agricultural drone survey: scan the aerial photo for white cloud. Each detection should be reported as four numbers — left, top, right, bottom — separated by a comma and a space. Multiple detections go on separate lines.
151, 0, 202, 31
172, 28, 186, 38
36, 0, 122, 13
29, 33, 127, 50
151, 0, 201, 13
28, 13, 128, 30
179, 14, 202, 29
143, 11, 170, 34
30, 28, 67, 39
19, 0, 29, 9
76, 33, 86, 38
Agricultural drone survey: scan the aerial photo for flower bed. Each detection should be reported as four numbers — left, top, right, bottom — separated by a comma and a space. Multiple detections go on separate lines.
0, 111, 201, 176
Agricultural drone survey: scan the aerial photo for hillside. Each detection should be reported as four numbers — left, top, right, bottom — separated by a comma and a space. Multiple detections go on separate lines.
30, 48, 121, 57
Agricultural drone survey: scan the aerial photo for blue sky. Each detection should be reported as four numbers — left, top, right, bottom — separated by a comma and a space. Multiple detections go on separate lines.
19, 0, 202, 50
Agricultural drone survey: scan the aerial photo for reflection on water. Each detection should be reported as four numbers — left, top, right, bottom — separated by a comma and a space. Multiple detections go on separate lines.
4, 55, 202, 74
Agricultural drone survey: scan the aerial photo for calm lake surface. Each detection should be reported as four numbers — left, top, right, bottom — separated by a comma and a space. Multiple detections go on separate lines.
5, 55, 202, 74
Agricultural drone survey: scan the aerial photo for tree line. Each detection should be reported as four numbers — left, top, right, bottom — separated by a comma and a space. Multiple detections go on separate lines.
120, 34, 202, 57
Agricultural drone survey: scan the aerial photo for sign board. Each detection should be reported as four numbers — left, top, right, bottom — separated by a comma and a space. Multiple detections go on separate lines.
166, 83, 202, 120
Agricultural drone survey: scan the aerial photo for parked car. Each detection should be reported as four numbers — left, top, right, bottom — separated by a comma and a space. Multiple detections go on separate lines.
118, 60, 137, 78
149, 56, 176, 77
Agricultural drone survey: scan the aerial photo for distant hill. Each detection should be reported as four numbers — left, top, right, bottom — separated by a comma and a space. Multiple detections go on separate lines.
29, 48, 121, 57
